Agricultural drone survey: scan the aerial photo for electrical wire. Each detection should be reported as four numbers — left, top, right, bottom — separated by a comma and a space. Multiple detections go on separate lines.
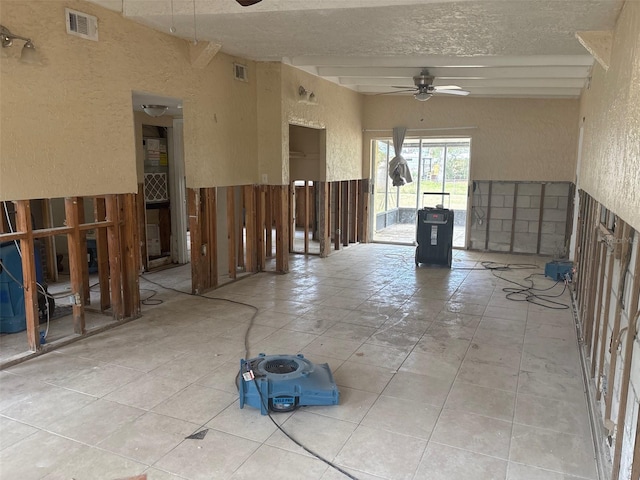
140, 288, 163, 306
140, 273, 359, 480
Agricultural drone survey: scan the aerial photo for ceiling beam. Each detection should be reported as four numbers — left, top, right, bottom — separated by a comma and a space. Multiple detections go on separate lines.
317, 66, 592, 79
291, 55, 594, 68
576, 31, 612, 71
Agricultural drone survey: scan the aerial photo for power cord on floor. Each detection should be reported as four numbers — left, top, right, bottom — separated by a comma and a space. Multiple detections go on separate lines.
139, 273, 358, 480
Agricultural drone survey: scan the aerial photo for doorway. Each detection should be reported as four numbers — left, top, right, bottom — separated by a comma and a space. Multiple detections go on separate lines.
372, 137, 471, 248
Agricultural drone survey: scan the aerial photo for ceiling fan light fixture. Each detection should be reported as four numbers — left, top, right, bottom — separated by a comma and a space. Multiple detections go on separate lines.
142, 104, 169, 117
414, 92, 431, 102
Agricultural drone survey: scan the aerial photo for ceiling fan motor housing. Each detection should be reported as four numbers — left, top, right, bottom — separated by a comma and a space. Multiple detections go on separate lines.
238, 353, 340, 415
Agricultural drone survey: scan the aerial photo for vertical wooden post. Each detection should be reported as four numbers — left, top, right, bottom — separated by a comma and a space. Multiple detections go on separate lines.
536, 183, 545, 254
204, 188, 218, 289
120, 194, 140, 318
65, 197, 86, 334
304, 182, 310, 254
137, 183, 148, 272
275, 185, 289, 273
605, 221, 632, 420
590, 240, 607, 377
227, 186, 237, 280
41, 199, 58, 283
611, 246, 640, 480
334, 181, 342, 251
188, 188, 202, 294
265, 186, 273, 258
77, 198, 91, 306
318, 182, 328, 257
15, 200, 40, 351
350, 180, 358, 244
244, 185, 257, 272
485, 181, 493, 250
289, 182, 295, 253
237, 187, 245, 272
257, 186, 266, 271
509, 183, 518, 253
342, 181, 349, 247
94, 197, 110, 311
105, 195, 123, 319
360, 179, 370, 243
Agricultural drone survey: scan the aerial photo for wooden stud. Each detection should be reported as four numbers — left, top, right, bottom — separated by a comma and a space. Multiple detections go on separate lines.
265, 186, 273, 258
350, 180, 358, 244
584, 202, 601, 352
596, 223, 620, 399
360, 179, 370, 243
64, 197, 86, 334
318, 182, 329, 257
40, 199, 58, 283
243, 185, 257, 273
257, 187, 266, 271
536, 183, 546, 254
334, 181, 342, 251
237, 188, 245, 272
509, 183, 518, 252
342, 181, 349, 247
304, 182, 310, 254
105, 195, 123, 319
485, 181, 493, 250
227, 187, 236, 280
120, 194, 140, 318
289, 182, 295, 254
204, 187, 218, 289
275, 185, 289, 273
137, 184, 148, 272
77, 198, 91, 306
590, 240, 607, 378
94, 197, 110, 311
282, 185, 290, 271
605, 221, 632, 421
611, 238, 640, 480
564, 183, 576, 254
15, 200, 41, 351
188, 189, 202, 294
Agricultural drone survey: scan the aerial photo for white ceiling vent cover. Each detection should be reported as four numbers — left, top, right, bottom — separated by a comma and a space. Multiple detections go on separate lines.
234, 63, 248, 82
65, 8, 98, 41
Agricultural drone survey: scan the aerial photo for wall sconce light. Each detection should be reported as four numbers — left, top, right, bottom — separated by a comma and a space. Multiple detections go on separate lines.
142, 105, 169, 117
1, 24, 41, 64
298, 86, 317, 105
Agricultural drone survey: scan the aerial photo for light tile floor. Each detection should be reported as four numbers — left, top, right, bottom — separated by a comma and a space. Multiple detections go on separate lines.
0, 244, 597, 480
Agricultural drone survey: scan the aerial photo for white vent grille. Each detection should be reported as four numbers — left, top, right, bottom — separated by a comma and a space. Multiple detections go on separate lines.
234, 63, 248, 82
65, 8, 98, 41
144, 173, 169, 203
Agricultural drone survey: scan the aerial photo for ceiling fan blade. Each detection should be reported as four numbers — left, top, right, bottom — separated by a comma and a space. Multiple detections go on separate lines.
391, 85, 416, 89
432, 85, 463, 91
374, 90, 417, 95
435, 89, 470, 96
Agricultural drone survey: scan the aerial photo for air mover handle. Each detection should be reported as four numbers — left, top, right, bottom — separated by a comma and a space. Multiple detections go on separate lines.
422, 192, 450, 209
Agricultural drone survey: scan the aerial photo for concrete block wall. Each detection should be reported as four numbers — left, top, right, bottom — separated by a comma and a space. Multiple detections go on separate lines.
469, 181, 572, 255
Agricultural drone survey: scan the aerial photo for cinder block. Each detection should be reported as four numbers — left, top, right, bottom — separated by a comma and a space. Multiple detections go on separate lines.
541, 221, 556, 234
515, 220, 529, 233
502, 220, 513, 232
518, 196, 531, 208
528, 222, 539, 233
518, 183, 542, 196
556, 222, 568, 235
488, 241, 510, 252
516, 208, 539, 221
557, 196, 569, 209
491, 195, 505, 208
491, 207, 513, 220
545, 182, 571, 196
513, 233, 538, 253
489, 231, 511, 244
504, 195, 515, 208
489, 219, 503, 231
540, 234, 566, 256
544, 196, 559, 209
492, 182, 515, 195
530, 196, 541, 209
543, 208, 568, 222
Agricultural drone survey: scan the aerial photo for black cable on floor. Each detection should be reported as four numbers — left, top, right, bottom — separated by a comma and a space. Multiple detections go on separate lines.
139, 274, 358, 480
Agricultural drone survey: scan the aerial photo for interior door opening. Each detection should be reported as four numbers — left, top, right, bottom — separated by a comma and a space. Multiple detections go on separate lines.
372, 137, 471, 248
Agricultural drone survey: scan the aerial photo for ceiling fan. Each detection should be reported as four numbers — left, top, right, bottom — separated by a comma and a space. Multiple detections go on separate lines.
380, 69, 470, 101
236, 0, 262, 6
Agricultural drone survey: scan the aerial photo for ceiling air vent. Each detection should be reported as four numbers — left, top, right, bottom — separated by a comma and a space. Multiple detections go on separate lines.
234, 63, 248, 82
65, 8, 98, 41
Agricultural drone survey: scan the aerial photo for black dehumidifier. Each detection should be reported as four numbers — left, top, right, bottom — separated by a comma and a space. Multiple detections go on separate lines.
415, 192, 454, 268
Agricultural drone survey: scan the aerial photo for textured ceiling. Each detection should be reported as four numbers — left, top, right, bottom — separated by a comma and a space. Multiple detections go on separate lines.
90, 0, 624, 98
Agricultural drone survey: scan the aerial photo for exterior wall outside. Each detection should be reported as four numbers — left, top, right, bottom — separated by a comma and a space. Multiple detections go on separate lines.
0, 0, 258, 200
362, 96, 579, 182
579, 0, 640, 232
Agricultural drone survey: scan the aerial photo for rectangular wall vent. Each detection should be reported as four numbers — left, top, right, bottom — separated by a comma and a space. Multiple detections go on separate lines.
65, 8, 98, 41
234, 63, 248, 82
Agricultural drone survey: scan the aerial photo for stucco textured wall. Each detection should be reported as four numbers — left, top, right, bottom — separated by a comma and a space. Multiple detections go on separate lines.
0, 0, 258, 200
579, 0, 640, 231
362, 96, 579, 182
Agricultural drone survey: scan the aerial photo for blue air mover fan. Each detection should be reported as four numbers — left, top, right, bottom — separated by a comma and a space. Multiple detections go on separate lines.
237, 353, 339, 415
